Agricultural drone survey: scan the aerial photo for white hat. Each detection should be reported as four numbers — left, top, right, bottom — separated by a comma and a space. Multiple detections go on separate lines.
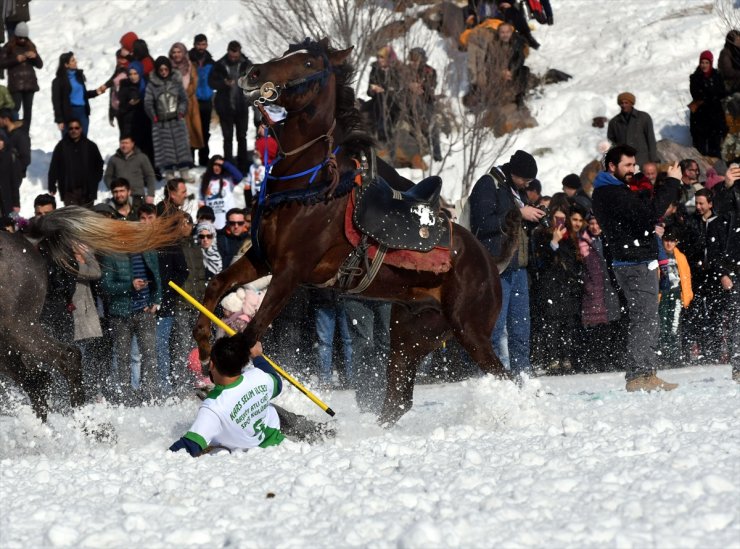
14, 22, 29, 38
220, 288, 245, 314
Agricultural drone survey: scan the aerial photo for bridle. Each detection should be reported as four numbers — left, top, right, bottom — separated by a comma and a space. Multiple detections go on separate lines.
242, 51, 339, 172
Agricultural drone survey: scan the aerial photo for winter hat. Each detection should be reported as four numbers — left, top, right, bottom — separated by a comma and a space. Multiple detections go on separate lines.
120, 31, 138, 52
617, 92, 636, 106
699, 50, 713, 64
154, 56, 172, 73
562, 173, 582, 190
195, 221, 216, 237
221, 288, 246, 315
14, 22, 29, 38
509, 150, 538, 179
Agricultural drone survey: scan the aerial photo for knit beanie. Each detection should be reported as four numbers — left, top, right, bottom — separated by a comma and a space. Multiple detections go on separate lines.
14, 22, 29, 38
509, 150, 538, 179
195, 221, 216, 237
699, 50, 713, 64
562, 173, 582, 190
221, 290, 244, 315
617, 92, 636, 106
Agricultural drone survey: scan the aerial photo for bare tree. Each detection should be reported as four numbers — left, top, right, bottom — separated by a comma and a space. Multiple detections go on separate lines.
715, 0, 740, 30
241, 0, 401, 93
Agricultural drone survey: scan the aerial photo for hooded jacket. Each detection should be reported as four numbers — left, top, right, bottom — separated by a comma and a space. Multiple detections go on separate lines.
591, 171, 659, 264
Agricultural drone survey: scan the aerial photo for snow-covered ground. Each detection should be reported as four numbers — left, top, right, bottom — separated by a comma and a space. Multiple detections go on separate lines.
1, 367, 738, 547
2, 0, 739, 547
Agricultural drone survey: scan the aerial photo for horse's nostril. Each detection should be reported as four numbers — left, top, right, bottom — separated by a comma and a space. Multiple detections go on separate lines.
249, 70, 260, 81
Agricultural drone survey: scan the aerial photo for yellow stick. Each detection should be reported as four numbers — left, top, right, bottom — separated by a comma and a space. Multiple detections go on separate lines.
168, 281, 335, 417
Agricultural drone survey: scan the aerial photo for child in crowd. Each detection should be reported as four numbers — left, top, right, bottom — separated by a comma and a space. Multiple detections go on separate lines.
658, 226, 693, 367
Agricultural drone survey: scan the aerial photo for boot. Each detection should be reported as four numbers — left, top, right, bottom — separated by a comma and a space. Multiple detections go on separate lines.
626, 374, 678, 393
546, 359, 560, 374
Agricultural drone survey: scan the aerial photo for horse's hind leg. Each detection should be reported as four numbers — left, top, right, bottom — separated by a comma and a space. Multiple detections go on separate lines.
442, 274, 512, 381
379, 304, 449, 427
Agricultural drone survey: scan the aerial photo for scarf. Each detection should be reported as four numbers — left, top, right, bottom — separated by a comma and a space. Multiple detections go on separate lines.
196, 221, 222, 274
128, 61, 147, 94
170, 42, 191, 90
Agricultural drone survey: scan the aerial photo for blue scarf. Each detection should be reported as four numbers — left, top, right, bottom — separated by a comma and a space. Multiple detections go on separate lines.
592, 171, 625, 190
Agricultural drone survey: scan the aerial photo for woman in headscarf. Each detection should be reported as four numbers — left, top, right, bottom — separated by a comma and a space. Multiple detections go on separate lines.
169, 42, 204, 160
689, 50, 727, 157
117, 61, 155, 166
195, 221, 222, 280
144, 56, 192, 181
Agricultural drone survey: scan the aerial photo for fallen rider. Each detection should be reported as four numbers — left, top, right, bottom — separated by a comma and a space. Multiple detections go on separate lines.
170, 338, 334, 456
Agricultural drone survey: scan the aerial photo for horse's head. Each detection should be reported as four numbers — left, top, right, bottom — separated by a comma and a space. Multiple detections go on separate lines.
241, 37, 353, 114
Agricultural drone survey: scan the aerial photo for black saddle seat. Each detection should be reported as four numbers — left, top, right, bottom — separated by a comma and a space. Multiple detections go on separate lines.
353, 175, 449, 252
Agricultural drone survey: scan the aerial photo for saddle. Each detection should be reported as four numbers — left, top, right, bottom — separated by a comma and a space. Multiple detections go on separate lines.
352, 175, 449, 252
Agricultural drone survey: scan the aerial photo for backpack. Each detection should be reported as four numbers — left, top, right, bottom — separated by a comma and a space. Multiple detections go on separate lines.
457, 167, 506, 232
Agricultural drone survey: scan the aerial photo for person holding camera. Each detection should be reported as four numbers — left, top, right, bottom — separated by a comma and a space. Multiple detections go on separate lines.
531, 203, 585, 374
468, 149, 544, 378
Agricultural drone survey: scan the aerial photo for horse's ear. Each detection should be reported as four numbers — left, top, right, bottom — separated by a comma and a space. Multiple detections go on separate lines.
328, 46, 354, 66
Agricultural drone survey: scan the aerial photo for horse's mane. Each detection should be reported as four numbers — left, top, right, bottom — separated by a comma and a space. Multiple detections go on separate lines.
287, 38, 375, 156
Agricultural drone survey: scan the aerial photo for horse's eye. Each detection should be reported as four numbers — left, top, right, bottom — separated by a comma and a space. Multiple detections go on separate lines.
305, 60, 313, 68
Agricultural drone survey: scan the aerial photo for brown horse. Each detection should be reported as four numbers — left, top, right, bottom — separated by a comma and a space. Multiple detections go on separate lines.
193, 38, 517, 426
0, 207, 186, 420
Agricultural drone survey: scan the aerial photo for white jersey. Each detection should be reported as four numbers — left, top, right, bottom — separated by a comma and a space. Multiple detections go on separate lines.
184, 367, 283, 451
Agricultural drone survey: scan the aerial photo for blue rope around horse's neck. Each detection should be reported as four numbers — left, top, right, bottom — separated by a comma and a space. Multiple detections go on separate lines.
250, 142, 342, 261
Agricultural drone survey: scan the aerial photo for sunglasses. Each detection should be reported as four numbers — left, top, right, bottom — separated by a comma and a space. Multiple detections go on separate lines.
227, 221, 246, 226
198, 234, 213, 240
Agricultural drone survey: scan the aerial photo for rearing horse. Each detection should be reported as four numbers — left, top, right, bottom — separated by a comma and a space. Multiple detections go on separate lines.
193, 38, 517, 425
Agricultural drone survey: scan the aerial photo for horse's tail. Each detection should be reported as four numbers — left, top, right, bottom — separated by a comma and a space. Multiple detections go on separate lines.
28, 206, 186, 269
492, 209, 522, 274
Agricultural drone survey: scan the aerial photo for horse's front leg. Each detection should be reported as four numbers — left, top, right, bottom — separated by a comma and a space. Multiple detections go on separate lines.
194, 253, 266, 364
234, 270, 303, 355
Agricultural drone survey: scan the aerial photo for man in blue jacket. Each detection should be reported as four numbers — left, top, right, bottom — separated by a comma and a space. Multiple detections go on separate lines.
189, 34, 214, 166
468, 150, 545, 378
592, 144, 681, 392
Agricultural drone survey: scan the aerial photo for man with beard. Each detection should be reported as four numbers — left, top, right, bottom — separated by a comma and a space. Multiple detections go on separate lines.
105, 177, 138, 221
678, 158, 702, 216
592, 144, 682, 392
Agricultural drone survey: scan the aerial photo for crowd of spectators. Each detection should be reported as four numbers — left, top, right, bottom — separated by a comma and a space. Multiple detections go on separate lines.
0, 5, 737, 412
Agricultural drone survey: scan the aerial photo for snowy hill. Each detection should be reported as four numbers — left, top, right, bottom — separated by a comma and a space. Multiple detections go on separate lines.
2, 1, 739, 547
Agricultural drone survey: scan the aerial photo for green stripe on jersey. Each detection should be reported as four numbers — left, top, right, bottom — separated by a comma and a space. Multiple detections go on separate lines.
206, 375, 244, 400
269, 373, 280, 398
184, 431, 208, 450
258, 427, 285, 448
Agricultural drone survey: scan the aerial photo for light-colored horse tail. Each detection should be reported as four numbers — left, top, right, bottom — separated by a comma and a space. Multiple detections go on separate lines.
28, 206, 187, 269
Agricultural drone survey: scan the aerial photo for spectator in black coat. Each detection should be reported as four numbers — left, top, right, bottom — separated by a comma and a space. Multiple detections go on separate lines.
208, 41, 252, 173
216, 207, 250, 268
51, 52, 106, 136
0, 24, 42, 127
689, 50, 728, 158
47, 119, 103, 206
0, 108, 30, 204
